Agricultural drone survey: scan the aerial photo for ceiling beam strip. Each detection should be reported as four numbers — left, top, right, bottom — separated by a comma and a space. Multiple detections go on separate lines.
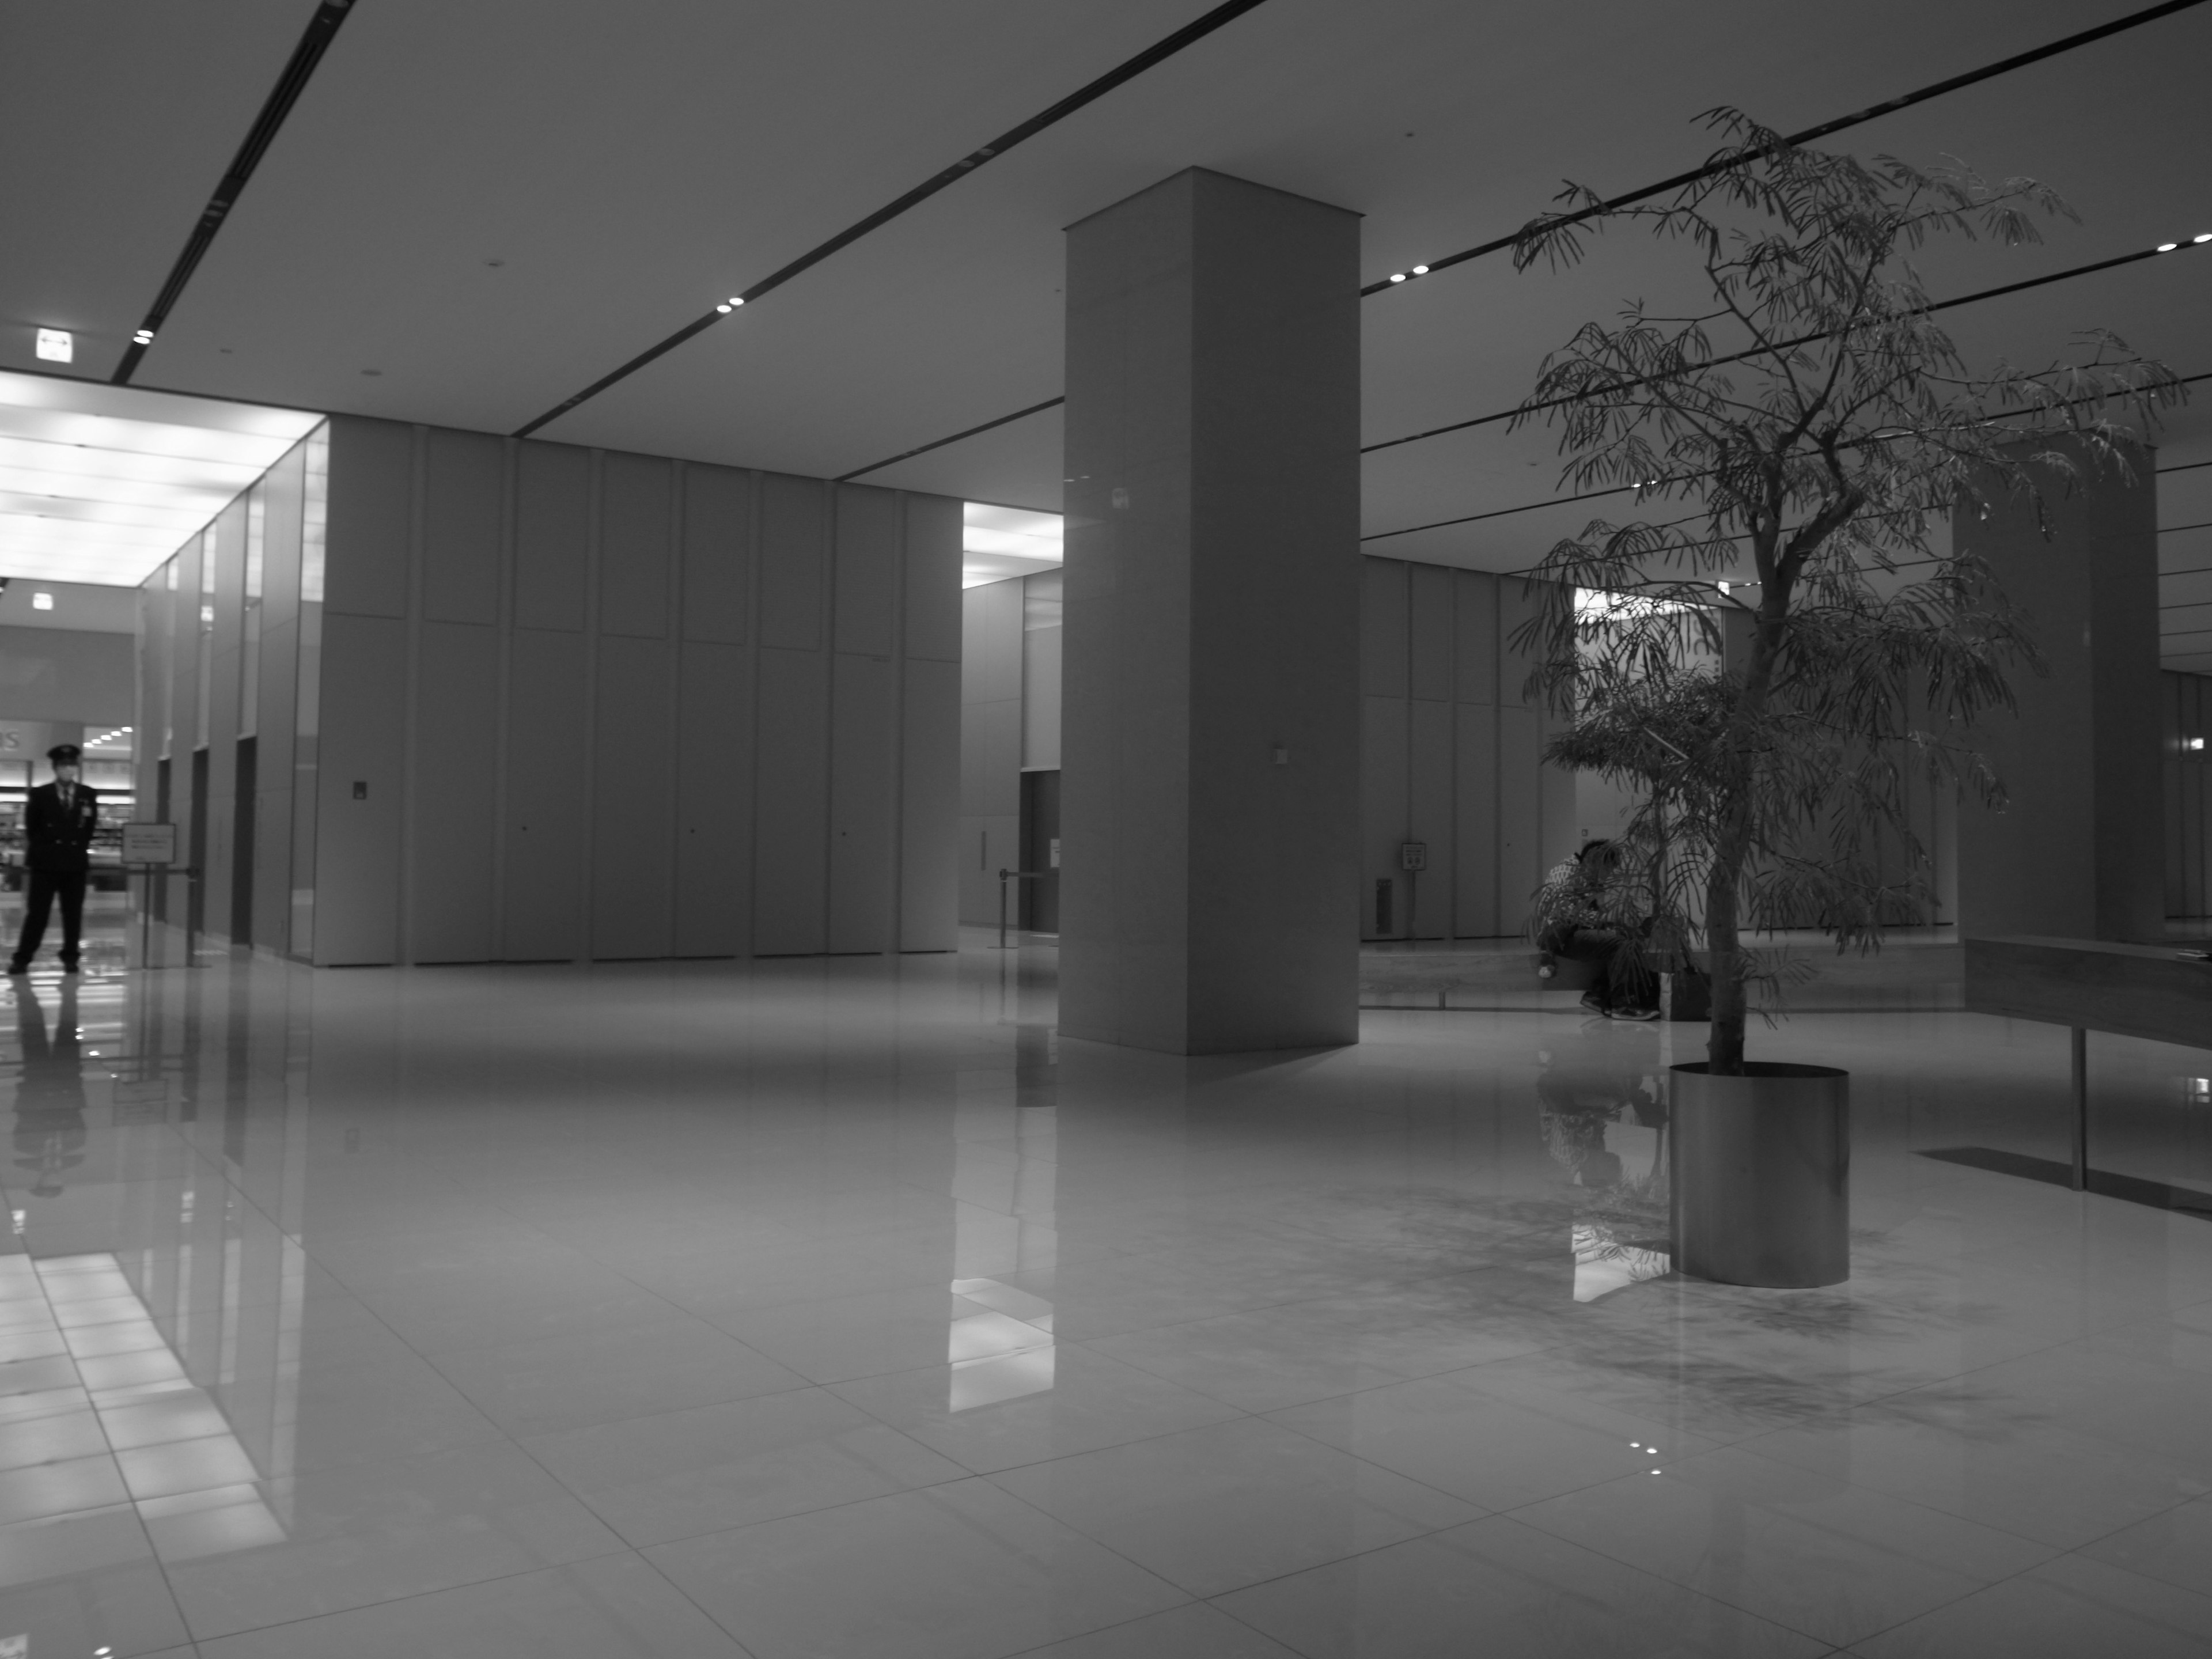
1359, 0, 2211, 297
842, 1, 2207, 483
835, 397, 1067, 483
1359, 237, 2210, 459
512, 0, 1279, 438
110, 0, 359, 386
1366, 370, 2212, 548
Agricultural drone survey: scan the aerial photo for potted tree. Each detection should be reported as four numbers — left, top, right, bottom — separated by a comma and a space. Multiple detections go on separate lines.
1506, 111, 2179, 1287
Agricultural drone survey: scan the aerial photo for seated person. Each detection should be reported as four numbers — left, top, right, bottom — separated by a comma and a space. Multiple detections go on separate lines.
1532, 839, 1657, 1021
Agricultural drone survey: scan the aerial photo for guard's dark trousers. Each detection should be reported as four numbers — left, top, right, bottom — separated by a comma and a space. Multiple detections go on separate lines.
11, 870, 89, 969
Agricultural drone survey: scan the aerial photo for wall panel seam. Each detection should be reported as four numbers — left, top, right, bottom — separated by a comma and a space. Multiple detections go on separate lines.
581, 449, 603, 964
400, 424, 427, 966
492, 438, 517, 961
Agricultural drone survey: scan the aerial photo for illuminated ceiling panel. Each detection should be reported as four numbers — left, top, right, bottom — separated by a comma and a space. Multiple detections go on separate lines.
962, 500, 1061, 589
0, 370, 320, 587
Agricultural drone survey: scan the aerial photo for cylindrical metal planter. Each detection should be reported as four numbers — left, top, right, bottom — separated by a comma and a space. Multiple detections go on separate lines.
1672, 1062, 1849, 1288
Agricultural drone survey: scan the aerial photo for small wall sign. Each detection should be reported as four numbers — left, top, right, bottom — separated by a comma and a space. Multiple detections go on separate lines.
121, 822, 179, 865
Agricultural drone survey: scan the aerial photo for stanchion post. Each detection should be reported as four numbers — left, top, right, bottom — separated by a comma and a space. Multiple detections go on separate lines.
995, 869, 1043, 950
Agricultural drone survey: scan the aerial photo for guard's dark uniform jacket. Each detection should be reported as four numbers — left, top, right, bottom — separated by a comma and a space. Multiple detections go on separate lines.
21, 782, 99, 872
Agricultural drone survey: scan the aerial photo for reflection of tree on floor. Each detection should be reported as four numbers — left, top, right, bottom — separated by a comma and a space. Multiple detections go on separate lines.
1536, 1040, 1673, 1301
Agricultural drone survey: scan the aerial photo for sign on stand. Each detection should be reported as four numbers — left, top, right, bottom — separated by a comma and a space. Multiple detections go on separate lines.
121, 822, 178, 865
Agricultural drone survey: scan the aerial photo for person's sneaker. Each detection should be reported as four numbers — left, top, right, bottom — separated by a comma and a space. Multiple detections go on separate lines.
3, 961, 25, 975
1578, 991, 1608, 1014
1608, 1006, 1660, 1022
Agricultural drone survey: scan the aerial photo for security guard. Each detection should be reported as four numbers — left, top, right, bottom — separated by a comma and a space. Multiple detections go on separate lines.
7, 744, 100, 975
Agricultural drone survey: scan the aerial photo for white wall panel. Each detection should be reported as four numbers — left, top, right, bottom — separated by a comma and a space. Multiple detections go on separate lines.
676, 642, 751, 955
323, 418, 412, 620
904, 494, 963, 662
1361, 558, 1408, 698
514, 441, 588, 632
959, 815, 1021, 927
157, 418, 964, 972
1408, 563, 1454, 703
961, 699, 1021, 822
1453, 704, 1499, 937
828, 652, 896, 953
1361, 695, 1408, 939
408, 622, 498, 961
591, 635, 676, 959
173, 533, 204, 754
422, 429, 501, 626
252, 786, 294, 952
682, 465, 752, 645
1408, 698, 1453, 938
600, 453, 672, 639
753, 645, 829, 954
963, 579, 1022, 704
1022, 623, 1062, 771
1497, 577, 1545, 709
759, 474, 827, 650
902, 657, 960, 950
254, 451, 305, 911
1455, 570, 1499, 704
200, 497, 248, 943
834, 485, 897, 658
502, 628, 587, 960
313, 614, 406, 964
1497, 703, 1543, 931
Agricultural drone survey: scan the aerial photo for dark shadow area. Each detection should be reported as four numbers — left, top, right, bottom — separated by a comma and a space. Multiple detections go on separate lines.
1919, 1146, 2212, 1218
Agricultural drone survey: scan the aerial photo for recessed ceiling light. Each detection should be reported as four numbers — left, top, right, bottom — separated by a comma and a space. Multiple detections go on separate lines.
727, 297, 746, 307
1389, 272, 1406, 282
132, 329, 154, 344
1411, 264, 1429, 275
32, 592, 53, 610
2196, 234, 2211, 244
2158, 242, 2180, 252
716, 304, 732, 313
35, 328, 73, 362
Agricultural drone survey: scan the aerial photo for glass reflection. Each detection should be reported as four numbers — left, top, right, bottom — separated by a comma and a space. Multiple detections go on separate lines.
948, 1024, 1057, 1410
1536, 1039, 1673, 1301
2, 958, 307, 1597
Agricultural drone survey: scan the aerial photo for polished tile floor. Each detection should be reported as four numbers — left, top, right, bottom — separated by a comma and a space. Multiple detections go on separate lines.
2, 922, 2211, 1657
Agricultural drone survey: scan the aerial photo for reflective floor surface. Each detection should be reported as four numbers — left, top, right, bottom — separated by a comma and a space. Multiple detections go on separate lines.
3, 927, 2211, 1657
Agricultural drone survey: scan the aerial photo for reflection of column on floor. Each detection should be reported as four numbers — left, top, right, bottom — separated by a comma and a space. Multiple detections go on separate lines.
0, 962, 312, 1558
946, 1028, 1058, 1411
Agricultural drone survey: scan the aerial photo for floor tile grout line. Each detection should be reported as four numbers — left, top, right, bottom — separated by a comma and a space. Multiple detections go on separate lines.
171, 1540, 645, 1651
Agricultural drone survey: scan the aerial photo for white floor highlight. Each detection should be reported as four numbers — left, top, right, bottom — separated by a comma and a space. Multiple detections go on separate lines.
1, 925, 2210, 1657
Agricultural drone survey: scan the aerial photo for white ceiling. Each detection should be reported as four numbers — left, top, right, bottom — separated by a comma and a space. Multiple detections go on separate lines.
3, 0, 2208, 661
0, 370, 320, 584
963, 502, 1063, 588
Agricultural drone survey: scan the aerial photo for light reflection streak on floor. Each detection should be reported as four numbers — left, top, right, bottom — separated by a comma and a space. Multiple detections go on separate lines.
0, 923, 2207, 1654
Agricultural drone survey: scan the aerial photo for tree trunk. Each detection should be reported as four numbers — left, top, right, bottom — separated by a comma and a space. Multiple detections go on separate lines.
1704, 812, 1749, 1074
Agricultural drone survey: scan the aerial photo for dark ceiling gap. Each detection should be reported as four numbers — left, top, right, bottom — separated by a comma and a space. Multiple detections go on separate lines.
840, 232, 2203, 494
833, 397, 1066, 484
1357, 0, 2210, 297
513, 0, 1278, 438
838, 0, 2206, 483
111, 0, 357, 386
1361, 237, 2210, 458
1371, 368, 2212, 547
